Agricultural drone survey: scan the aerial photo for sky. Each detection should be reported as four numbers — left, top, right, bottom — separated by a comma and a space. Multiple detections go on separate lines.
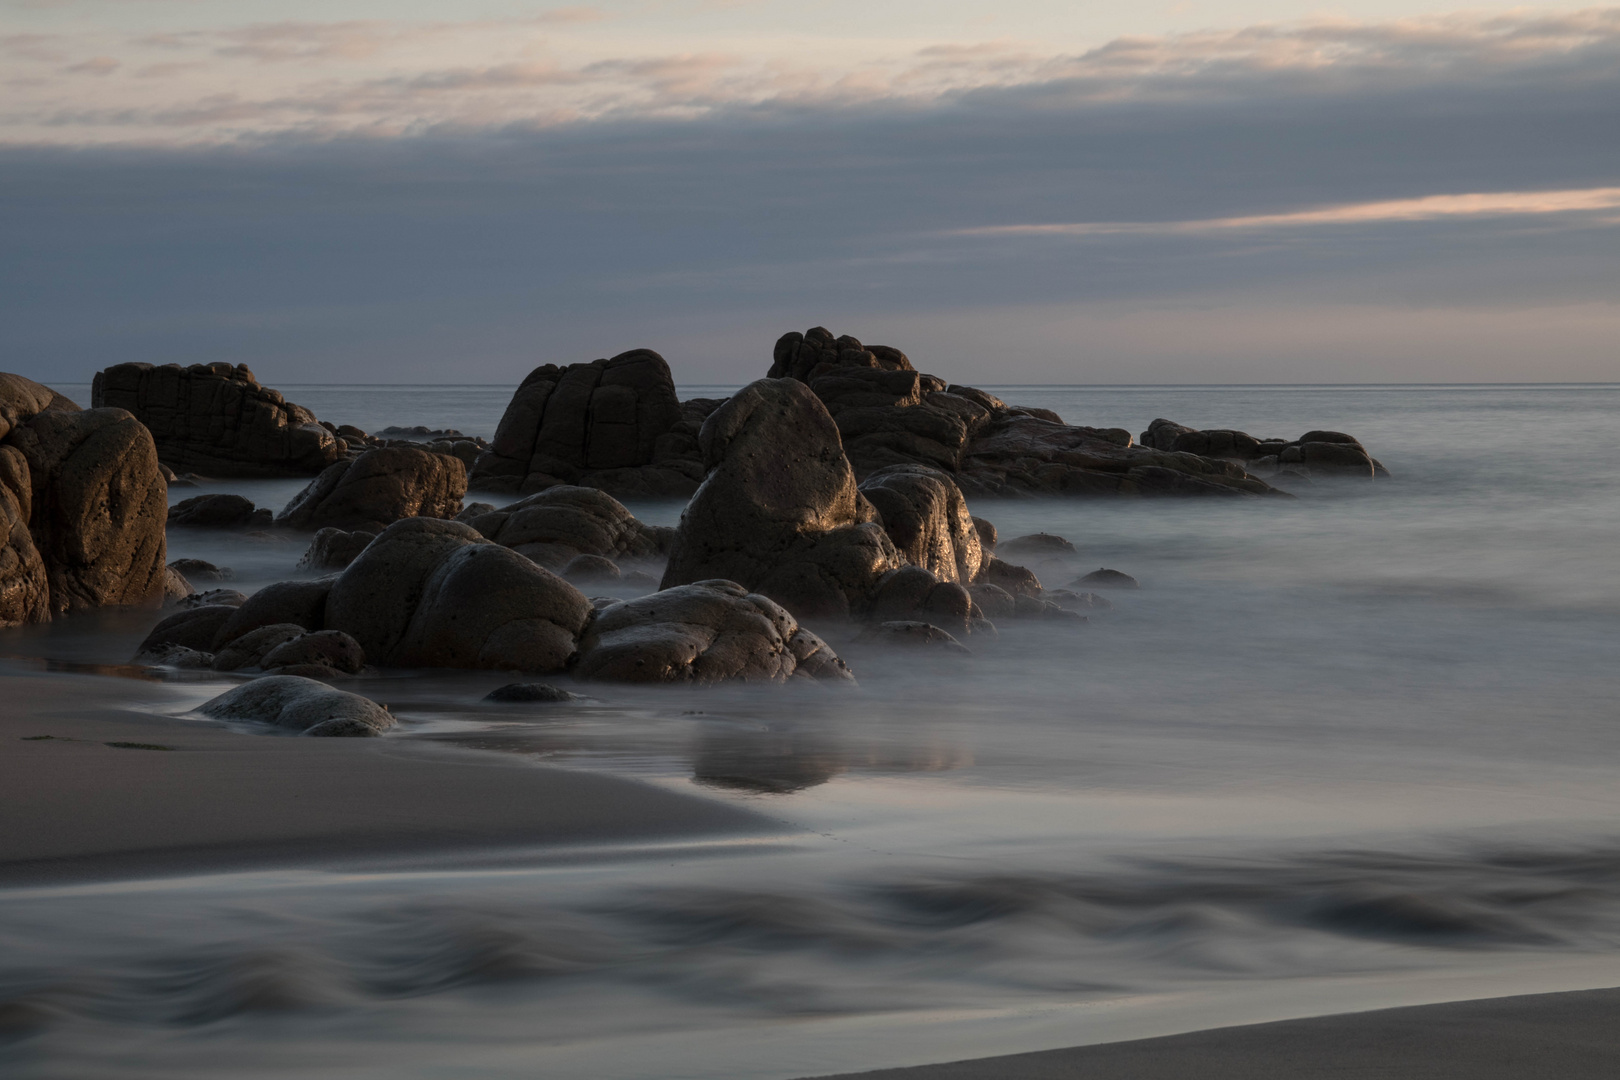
2, 1, 1618, 386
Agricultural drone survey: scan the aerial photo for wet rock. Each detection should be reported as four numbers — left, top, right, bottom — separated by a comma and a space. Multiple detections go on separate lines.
971, 515, 998, 550
196, 675, 394, 736
967, 583, 1017, 620
575, 580, 854, 684
296, 527, 377, 572
469, 349, 704, 498
1138, 418, 1387, 480
132, 642, 215, 669
564, 553, 621, 582
168, 557, 232, 582
212, 577, 336, 649
212, 623, 307, 672
1047, 588, 1112, 611
162, 564, 195, 606
858, 464, 983, 584
7, 404, 168, 615
260, 629, 365, 675
855, 620, 972, 655
980, 557, 1043, 598
484, 682, 582, 703
998, 532, 1077, 558
467, 486, 668, 570
92, 362, 344, 478
167, 493, 271, 529
324, 517, 593, 671
1073, 568, 1139, 590
661, 378, 910, 619
136, 604, 237, 655
276, 447, 466, 532
178, 588, 248, 609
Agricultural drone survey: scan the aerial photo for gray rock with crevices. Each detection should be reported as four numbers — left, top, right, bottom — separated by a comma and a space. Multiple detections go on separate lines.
196, 675, 394, 736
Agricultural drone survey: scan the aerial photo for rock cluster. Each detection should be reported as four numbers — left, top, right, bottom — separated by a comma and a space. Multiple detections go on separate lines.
1, 373, 168, 625
92, 362, 345, 478
469, 350, 716, 498
1138, 419, 1388, 479
276, 447, 466, 532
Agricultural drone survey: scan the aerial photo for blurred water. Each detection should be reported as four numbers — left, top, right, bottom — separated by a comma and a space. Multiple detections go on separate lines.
8, 383, 1620, 1078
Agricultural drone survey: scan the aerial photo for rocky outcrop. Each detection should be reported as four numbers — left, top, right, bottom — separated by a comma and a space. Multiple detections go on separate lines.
857, 464, 983, 584
3, 392, 168, 618
575, 580, 853, 684
461, 485, 672, 570
92, 362, 344, 478
167, 493, 272, 529
770, 328, 1281, 497
324, 517, 594, 671
275, 447, 465, 532
296, 528, 377, 571
1138, 419, 1387, 480
196, 676, 393, 737
469, 350, 715, 498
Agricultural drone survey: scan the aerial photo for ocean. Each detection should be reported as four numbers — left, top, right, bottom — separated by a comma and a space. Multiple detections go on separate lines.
8, 383, 1620, 1078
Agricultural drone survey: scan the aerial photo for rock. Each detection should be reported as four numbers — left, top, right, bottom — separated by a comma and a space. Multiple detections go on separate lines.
574, 580, 854, 684
454, 502, 496, 523
195, 675, 394, 736
168, 557, 232, 582
275, 447, 465, 532
212, 623, 308, 671
484, 682, 582, 703
661, 378, 910, 619
469, 349, 704, 498
135, 604, 238, 656
212, 577, 336, 649
0, 444, 48, 627
132, 642, 215, 669
0, 372, 76, 441
1047, 588, 1112, 611
161, 565, 195, 606
564, 554, 621, 582
858, 464, 983, 584
296, 527, 377, 571
967, 583, 1017, 620
178, 588, 248, 609
92, 362, 344, 478
7, 405, 168, 615
260, 629, 365, 675
466, 486, 669, 569
770, 326, 916, 382
971, 515, 998, 550
1073, 568, 1139, 590
998, 533, 1077, 558
1137, 418, 1387, 480
855, 620, 972, 655
167, 493, 271, 529
980, 557, 1043, 598
324, 517, 594, 671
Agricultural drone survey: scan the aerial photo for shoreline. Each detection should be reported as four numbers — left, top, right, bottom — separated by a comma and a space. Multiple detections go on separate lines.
0, 662, 774, 888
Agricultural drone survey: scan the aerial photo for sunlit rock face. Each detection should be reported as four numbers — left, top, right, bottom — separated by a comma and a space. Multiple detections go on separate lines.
92, 362, 343, 478
1, 373, 168, 624
469, 349, 714, 499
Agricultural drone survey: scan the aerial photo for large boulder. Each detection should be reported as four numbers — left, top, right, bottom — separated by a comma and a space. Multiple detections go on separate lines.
0, 444, 48, 626
660, 378, 910, 619
196, 675, 393, 737
323, 517, 594, 671
462, 485, 672, 570
575, 580, 853, 684
858, 464, 983, 584
91, 362, 343, 478
1138, 418, 1388, 479
7, 405, 168, 615
469, 349, 711, 498
275, 447, 466, 532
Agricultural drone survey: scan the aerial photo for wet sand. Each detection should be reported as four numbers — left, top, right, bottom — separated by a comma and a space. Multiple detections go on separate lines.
810, 985, 1620, 1078
0, 662, 772, 886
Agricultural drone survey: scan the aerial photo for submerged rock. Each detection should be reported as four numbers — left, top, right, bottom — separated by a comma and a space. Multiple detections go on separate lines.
575, 580, 854, 684
1073, 568, 1140, 590
196, 675, 393, 736
998, 532, 1078, 558
276, 447, 466, 532
132, 642, 215, 669
296, 527, 377, 571
168, 557, 232, 582
855, 620, 972, 655
167, 494, 271, 529
1138, 418, 1388, 480
484, 682, 582, 703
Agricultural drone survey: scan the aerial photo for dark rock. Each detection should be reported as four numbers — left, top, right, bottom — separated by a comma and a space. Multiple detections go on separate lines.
575, 580, 853, 684
212, 577, 336, 649
855, 620, 972, 655
195, 675, 393, 736
132, 642, 215, 668
1137, 418, 1387, 480
466, 486, 668, 569
276, 447, 466, 532
0, 444, 48, 627
484, 682, 582, 703
296, 527, 377, 572
455, 502, 496, 523
136, 604, 236, 655
162, 564, 194, 606
998, 532, 1077, 558
1073, 568, 1139, 590
1047, 588, 1112, 610
769, 327, 915, 382
971, 515, 998, 550
564, 554, 621, 582
167, 493, 271, 529
168, 557, 232, 582
213, 623, 306, 671
92, 362, 344, 478
178, 588, 248, 609
858, 464, 983, 584
469, 349, 703, 498
323, 517, 593, 671
260, 629, 365, 675
980, 557, 1043, 597
967, 583, 1017, 620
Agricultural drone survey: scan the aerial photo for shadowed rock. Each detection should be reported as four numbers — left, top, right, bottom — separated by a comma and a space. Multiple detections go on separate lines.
575, 580, 853, 684
135, 604, 238, 656
212, 577, 336, 649
297, 527, 377, 572
133, 642, 215, 668
1139, 418, 1388, 479
92, 362, 344, 478
177, 588, 247, 609
168, 557, 232, 582
196, 675, 393, 736
168, 493, 271, 529
998, 532, 1078, 558
1073, 568, 1140, 590
484, 682, 582, 703
464, 485, 670, 570
276, 447, 465, 532
260, 629, 365, 675
213, 623, 306, 672
855, 620, 972, 655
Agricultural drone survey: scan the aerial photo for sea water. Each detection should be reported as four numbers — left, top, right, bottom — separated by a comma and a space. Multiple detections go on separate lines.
7, 384, 1620, 1078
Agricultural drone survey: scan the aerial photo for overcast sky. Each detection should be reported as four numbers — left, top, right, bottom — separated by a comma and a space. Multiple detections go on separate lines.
3, 1, 1617, 386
